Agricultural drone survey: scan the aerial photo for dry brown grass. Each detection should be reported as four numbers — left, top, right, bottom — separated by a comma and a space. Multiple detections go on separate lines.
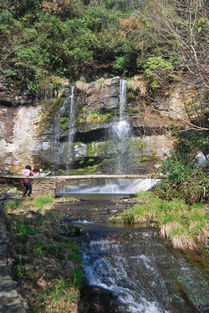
189, 221, 209, 244
75, 80, 88, 91
127, 75, 147, 96
160, 222, 182, 239
171, 235, 197, 250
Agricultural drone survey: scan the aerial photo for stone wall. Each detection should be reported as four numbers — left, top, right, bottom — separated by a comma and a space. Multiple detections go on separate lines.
0, 208, 27, 313
0, 178, 56, 197
32, 179, 56, 196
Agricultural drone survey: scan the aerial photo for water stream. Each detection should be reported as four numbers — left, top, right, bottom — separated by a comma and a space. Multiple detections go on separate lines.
51, 85, 76, 170
66, 85, 76, 169
111, 79, 131, 174
52, 78, 209, 313
55, 199, 209, 313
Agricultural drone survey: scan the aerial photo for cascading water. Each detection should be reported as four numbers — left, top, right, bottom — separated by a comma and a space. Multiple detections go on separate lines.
56, 178, 160, 197
56, 200, 209, 313
111, 79, 131, 174
51, 85, 76, 170
66, 85, 76, 169
82, 235, 170, 313
81, 229, 207, 313
119, 79, 127, 118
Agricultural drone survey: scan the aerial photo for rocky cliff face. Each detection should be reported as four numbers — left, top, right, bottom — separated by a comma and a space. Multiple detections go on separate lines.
0, 75, 204, 174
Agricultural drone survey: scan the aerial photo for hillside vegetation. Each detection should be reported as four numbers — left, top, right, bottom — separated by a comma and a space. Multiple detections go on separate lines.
1, 0, 209, 90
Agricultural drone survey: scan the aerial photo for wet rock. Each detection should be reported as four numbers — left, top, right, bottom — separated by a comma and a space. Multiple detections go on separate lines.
57, 222, 83, 236
103, 96, 118, 109
80, 285, 117, 313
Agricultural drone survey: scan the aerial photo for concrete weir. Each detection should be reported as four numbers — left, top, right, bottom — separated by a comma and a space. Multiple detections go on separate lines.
0, 175, 154, 197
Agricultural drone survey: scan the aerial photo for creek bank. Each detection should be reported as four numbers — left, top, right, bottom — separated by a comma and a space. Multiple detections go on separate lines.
3, 195, 84, 313
0, 207, 28, 313
111, 192, 209, 250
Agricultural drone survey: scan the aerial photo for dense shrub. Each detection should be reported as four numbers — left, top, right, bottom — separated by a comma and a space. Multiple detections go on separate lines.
155, 129, 209, 204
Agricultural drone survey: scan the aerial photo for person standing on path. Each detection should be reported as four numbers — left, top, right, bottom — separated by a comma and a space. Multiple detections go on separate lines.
21, 165, 34, 197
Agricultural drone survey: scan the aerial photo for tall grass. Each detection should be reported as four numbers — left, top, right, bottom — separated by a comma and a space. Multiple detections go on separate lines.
116, 192, 209, 250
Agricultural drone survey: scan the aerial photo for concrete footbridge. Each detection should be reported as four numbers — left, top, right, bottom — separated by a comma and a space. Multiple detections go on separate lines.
0, 174, 160, 197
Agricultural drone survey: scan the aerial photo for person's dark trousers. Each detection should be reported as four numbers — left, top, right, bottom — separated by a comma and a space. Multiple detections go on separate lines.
23, 182, 32, 196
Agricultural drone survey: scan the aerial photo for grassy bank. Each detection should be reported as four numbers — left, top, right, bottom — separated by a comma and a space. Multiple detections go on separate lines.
110, 192, 209, 250
5, 193, 83, 313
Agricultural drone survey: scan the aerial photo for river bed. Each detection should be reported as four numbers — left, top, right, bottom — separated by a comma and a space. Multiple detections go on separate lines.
54, 197, 209, 313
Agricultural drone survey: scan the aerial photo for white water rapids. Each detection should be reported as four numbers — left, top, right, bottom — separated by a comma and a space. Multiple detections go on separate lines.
82, 237, 169, 313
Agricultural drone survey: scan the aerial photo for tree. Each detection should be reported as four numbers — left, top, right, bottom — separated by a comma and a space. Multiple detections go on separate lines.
138, 0, 209, 88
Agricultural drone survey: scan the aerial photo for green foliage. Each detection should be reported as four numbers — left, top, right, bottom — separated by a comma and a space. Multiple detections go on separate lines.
67, 241, 81, 262
0, 0, 143, 84
138, 56, 174, 88
7, 198, 83, 312
42, 276, 77, 307
15, 221, 38, 238
27, 81, 38, 93
156, 159, 208, 204
197, 17, 209, 33
155, 129, 209, 204
32, 193, 54, 211
120, 211, 134, 224
69, 164, 99, 174
1, 0, 208, 89
59, 116, 70, 132
113, 55, 131, 71
97, 0, 132, 10
16, 255, 26, 279
5, 199, 23, 210
86, 111, 112, 124
141, 56, 173, 74
86, 141, 99, 156
72, 268, 84, 289
127, 139, 146, 155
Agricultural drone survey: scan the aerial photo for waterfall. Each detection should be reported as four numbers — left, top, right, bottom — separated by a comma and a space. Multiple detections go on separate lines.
66, 86, 76, 169
51, 85, 76, 170
82, 235, 170, 313
111, 79, 131, 174
68, 86, 76, 143
119, 79, 127, 119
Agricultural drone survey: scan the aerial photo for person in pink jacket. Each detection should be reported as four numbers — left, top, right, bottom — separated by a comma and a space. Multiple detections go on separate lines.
21, 165, 34, 197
